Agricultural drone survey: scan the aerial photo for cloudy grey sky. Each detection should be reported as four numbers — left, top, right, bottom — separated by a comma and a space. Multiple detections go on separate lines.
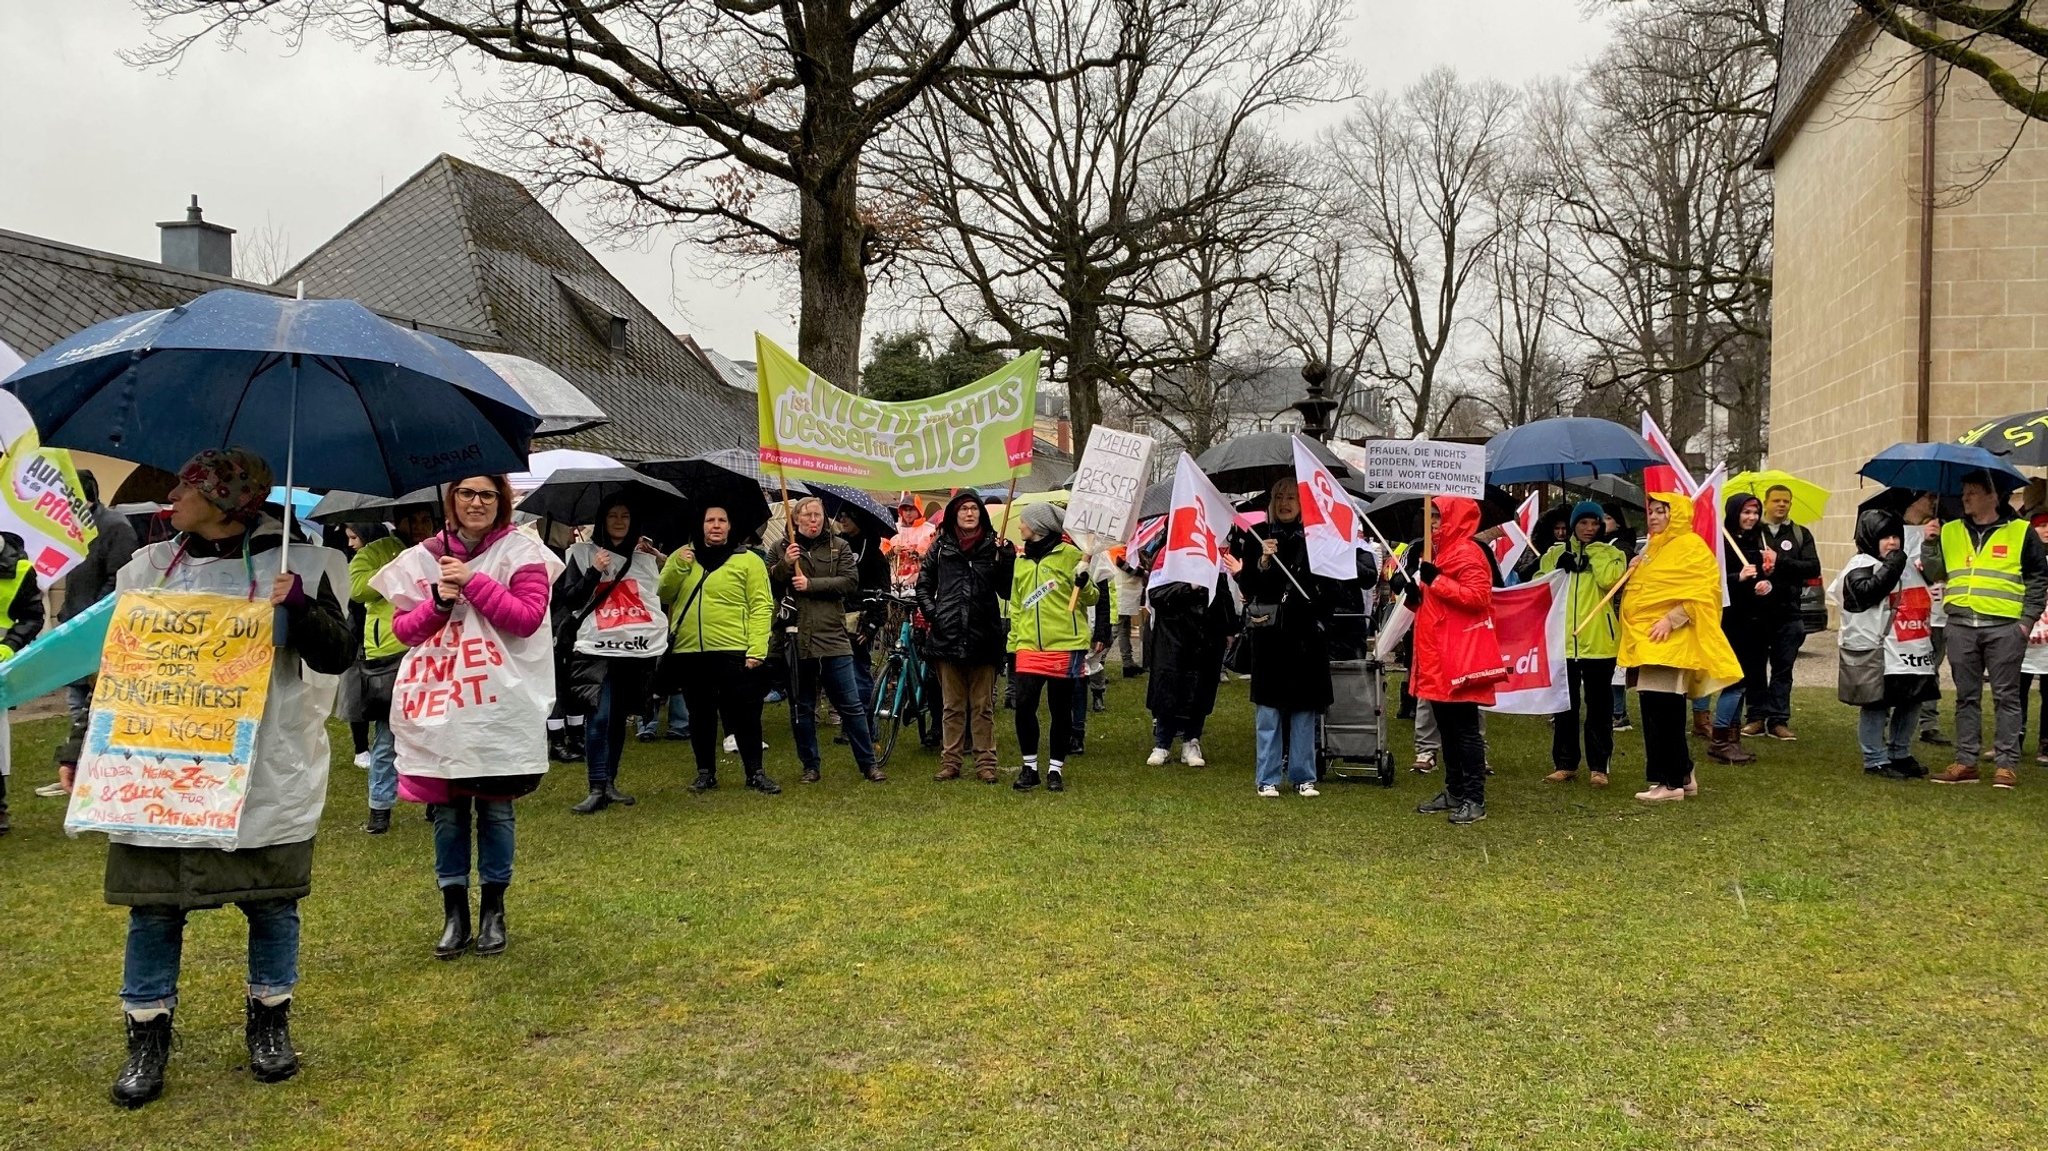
0, 0, 1608, 364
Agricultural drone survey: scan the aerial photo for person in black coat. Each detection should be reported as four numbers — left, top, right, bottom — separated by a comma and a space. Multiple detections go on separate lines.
1748, 485, 1822, 739
916, 491, 1014, 782
1231, 479, 1342, 796
1143, 570, 1239, 768
1707, 493, 1768, 763
836, 507, 892, 715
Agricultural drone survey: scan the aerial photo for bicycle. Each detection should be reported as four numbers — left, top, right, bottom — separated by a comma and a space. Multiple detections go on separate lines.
870, 590, 935, 766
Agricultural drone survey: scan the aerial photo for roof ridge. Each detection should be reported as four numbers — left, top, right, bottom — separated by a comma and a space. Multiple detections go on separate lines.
274, 153, 474, 288
0, 227, 277, 293
433, 156, 504, 338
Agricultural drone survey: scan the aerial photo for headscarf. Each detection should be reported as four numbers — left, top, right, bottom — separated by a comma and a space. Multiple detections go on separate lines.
695, 506, 739, 573
1722, 492, 1763, 558
1617, 491, 1742, 690
177, 448, 272, 521
595, 492, 640, 557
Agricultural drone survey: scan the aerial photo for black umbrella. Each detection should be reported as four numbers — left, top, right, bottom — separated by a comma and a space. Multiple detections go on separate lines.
1193, 432, 1360, 495
637, 453, 776, 543
1361, 486, 1519, 541
1960, 409, 2048, 467
812, 482, 895, 539
516, 467, 689, 541
309, 486, 445, 523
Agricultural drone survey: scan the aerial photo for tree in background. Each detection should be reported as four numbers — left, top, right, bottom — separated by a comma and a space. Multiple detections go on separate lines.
861, 330, 1007, 402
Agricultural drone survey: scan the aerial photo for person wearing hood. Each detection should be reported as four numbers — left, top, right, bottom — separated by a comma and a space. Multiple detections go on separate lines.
1833, 507, 1938, 779
659, 504, 775, 793
1143, 553, 1240, 771
1397, 496, 1500, 824
1706, 493, 1769, 765
1617, 489, 1743, 803
101, 448, 354, 1108
557, 494, 671, 813
771, 496, 884, 785
1230, 478, 1339, 800
0, 526, 44, 837
1006, 501, 1096, 791
918, 491, 1013, 782
1535, 500, 1626, 786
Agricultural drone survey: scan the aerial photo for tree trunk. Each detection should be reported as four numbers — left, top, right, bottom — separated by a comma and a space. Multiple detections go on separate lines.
1068, 303, 1103, 458
796, 158, 869, 391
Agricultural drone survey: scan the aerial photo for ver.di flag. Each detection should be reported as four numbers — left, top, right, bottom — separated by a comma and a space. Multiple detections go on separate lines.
1151, 453, 1238, 603
1491, 491, 1540, 572
1293, 434, 1367, 579
755, 335, 1038, 488
1481, 571, 1569, 716
0, 388, 97, 582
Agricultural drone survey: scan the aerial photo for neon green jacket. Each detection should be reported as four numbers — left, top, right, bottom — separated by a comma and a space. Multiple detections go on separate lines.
1007, 542, 1098, 654
349, 536, 407, 660
658, 549, 773, 661
1536, 539, 1626, 661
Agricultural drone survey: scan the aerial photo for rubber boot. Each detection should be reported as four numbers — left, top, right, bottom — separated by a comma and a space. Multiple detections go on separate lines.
110, 1011, 174, 1109
244, 997, 300, 1083
434, 885, 472, 960
475, 883, 508, 956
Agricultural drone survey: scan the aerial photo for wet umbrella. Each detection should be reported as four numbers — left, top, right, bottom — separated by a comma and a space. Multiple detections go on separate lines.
469, 351, 607, 438
516, 467, 689, 540
811, 483, 895, 539
637, 452, 777, 542
1727, 469, 1829, 525
309, 486, 444, 523
1361, 486, 1520, 540
1857, 442, 2025, 496
1194, 432, 1360, 495
1484, 418, 1663, 485
1959, 408, 2048, 467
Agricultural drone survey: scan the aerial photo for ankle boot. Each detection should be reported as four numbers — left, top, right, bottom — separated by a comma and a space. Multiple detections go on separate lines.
434, 885, 472, 960
475, 883, 508, 956
570, 788, 610, 815
1708, 726, 1756, 765
689, 767, 717, 792
364, 807, 392, 835
110, 1011, 174, 1109
547, 729, 571, 762
602, 781, 636, 806
562, 726, 587, 760
1691, 710, 1713, 739
244, 997, 300, 1083
745, 768, 782, 794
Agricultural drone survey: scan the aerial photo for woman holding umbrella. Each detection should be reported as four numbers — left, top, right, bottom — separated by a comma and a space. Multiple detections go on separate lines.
559, 494, 670, 814
101, 448, 355, 1109
658, 505, 776, 794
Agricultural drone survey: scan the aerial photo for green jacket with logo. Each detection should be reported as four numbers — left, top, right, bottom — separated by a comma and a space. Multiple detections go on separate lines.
348, 536, 407, 660
1007, 541, 1098, 654
658, 548, 773, 661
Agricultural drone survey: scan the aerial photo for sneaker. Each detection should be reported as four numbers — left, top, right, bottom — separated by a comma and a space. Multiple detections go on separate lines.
1182, 739, 1206, 768
1612, 719, 1633, 733
1046, 768, 1064, 792
1992, 767, 2018, 789
1931, 763, 1980, 784
1414, 790, 1455, 814
1768, 723, 1796, 742
1634, 785, 1686, 803
1296, 782, 1319, 797
1740, 720, 1767, 738
352, 751, 370, 769
1013, 765, 1040, 791
1448, 799, 1486, 825
1257, 784, 1281, 797
1412, 751, 1437, 774
1145, 747, 1171, 767
1543, 770, 1575, 783
1589, 771, 1610, 788
33, 781, 67, 798
1887, 756, 1928, 779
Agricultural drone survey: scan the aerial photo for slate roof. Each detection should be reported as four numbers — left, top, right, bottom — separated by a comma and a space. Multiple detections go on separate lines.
1758, 0, 1867, 167
280, 155, 754, 461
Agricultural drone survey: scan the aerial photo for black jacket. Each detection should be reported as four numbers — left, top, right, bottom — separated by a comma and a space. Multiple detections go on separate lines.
1230, 521, 1337, 712
916, 495, 1013, 667
1145, 575, 1237, 722
844, 530, 891, 596
61, 503, 139, 623
1757, 518, 1821, 618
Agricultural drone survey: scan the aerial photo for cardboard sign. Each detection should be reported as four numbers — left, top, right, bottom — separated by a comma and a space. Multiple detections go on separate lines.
64, 591, 275, 842
1362, 439, 1486, 499
1065, 426, 1156, 542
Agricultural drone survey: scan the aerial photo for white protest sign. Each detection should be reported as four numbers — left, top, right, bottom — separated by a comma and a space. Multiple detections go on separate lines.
1362, 438, 1486, 499
1064, 426, 1156, 543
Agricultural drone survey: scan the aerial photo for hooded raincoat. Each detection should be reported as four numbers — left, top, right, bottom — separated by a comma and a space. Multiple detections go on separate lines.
1408, 496, 1502, 706
1617, 492, 1743, 697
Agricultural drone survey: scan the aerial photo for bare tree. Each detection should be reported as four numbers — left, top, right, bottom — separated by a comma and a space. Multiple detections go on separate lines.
134, 0, 1106, 390
1469, 120, 1577, 430
235, 215, 295, 284
1851, 0, 2048, 122
1264, 219, 1395, 440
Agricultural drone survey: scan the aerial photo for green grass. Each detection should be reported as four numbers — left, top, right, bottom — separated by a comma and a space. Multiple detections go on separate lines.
3, 679, 2046, 1149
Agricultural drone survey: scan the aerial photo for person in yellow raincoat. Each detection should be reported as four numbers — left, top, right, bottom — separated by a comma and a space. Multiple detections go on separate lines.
1618, 489, 1744, 803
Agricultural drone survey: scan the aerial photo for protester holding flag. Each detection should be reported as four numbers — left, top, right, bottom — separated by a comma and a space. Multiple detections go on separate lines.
559, 495, 671, 813
1745, 486, 1821, 741
1233, 478, 1338, 799
1707, 493, 1769, 765
918, 491, 1012, 783
771, 496, 882, 786
1005, 503, 1095, 792
659, 505, 776, 794
1617, 490, 1743, 803
1536, 501, 1625, 786
1401, 496, 1502, 824
1832, 508, 1937, 779
1142, 568, 1238, 770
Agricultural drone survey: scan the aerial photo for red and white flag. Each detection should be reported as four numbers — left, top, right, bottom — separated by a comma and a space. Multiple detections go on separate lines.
1694, 463, 1729, 606
1293, 435, 1367, 580
1640, 413, 1697, 496
1150, 453, 1239, 603
1490, 492, 1540, 572
1481, 571, 1570, 716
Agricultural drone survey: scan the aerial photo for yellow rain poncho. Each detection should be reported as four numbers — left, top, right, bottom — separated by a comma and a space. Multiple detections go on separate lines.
1617, 491, 1743, 697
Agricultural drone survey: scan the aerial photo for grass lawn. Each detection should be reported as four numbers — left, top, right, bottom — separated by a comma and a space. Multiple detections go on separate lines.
2, 677, 2045, 1149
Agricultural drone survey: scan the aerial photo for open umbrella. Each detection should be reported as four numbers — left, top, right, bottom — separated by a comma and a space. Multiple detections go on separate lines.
637, 452, 777, 542
811, 483, 895, 539
508, 448, 624, 495
469, 351, 607, 438
1726, 469, 1829, 525
1194, 432, 1359, 495
998, 489, 1069, 545
1857, 442, 2026, 496
309, 486, 444, 523
1484, 418, 1663, 485
516, 467, 689, 540
1361, 486, 1519, 540
1959, 408, 2048, 467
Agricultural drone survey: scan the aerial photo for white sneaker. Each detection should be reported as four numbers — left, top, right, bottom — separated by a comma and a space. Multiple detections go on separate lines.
352, 751, 370, 769
1182, 739, 1206, 768
1146, 747, 1171, 767
1296, 782, 1320, 797
1257, 784, 1281, 797
33, 781, 67, 798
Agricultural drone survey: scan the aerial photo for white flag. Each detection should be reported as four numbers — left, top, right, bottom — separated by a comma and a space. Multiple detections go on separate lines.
1640, 412, 1698, 496
1292, 435, 1367, 580
1149, 453, 1238, 604
1490, 491, 1540, 573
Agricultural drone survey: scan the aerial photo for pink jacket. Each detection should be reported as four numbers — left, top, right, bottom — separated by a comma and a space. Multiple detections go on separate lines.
392, 526, 551, 645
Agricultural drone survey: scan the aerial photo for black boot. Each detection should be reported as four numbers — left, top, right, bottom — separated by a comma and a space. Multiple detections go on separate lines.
475, 883, 508, 956
244, 997, 300, 1083
1092, 689, 1107, 713
570, 789, 610, 815
547, 728, 571, 762
602, 782, 636, 806
563, 725, 587, 761
689, 767, 717, 792
364, 807, 391, 835
434, 885, 472, 960
111, 1010, 174, 1108
1414, 790, 1455, 814
745, 768, 782, 794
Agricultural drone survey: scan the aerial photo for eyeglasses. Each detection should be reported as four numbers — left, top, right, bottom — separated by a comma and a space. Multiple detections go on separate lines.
452, 488, 500, 504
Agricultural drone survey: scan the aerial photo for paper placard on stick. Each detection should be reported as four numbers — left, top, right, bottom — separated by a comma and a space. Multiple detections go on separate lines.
1065, 426, 1156, 543
1362, 439, 1486, 498
64, 591, 275, 844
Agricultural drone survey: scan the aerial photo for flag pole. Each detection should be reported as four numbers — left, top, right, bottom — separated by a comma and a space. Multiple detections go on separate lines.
1574, 567, 1634, 635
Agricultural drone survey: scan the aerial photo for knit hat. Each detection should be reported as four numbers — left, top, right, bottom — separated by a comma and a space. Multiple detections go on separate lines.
177, 448, 272, 519
1570, 500, 1604, 528
1020, 501, 1066, 538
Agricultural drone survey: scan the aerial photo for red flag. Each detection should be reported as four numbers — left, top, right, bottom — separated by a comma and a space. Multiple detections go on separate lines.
1151, 453, 1237, 603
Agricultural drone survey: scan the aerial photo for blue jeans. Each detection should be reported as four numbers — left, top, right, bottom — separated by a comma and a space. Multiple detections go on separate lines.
791, 655, 877, 773
1858, 702, 1918, 769
368, 720, 397, 811
1254, 706, 1317, 788
1714, 687, 1744, 729
432, 797, 516, 888
585, 675, 632, 787
120, 899, 300, 1012
638, 691, 689, 739
1611, 684, 1629, 723
851, 634, 876, 717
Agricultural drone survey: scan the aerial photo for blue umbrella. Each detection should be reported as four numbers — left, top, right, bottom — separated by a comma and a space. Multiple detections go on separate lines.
2, 289, 539, 497
1484, 417, 1664, 485
1857, 442, 2027, 495
810, 482, 895, 538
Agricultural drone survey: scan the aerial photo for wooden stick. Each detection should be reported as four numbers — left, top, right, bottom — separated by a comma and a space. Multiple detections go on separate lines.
995, 472, 1021, 537
1421, 496, 1435, 564
1574, 565, 1634, 635
1719, 523, 1757, 567
777, 467, 802, 576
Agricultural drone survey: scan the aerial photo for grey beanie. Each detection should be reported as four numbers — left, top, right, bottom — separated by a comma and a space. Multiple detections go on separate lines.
1021, 501, 1066, 538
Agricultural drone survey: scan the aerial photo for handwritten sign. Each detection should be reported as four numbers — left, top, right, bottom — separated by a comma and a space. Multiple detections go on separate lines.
1362, 439, 1487, 499
65, 591, 274, 843
1065, 426, 1157, 542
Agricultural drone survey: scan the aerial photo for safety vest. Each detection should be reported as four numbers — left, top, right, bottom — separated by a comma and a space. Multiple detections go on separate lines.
0, 556, 30, 653
1941, 519, 2029, 619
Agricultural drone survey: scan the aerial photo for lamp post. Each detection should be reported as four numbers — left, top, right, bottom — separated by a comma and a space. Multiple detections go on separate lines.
1291, 359, 1338, 443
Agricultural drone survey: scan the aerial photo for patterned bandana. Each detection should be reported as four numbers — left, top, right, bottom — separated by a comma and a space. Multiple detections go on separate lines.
177, 448, 273, 518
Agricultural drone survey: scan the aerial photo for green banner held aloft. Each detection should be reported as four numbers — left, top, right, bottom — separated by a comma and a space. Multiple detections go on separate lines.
756, 335, 1038, 488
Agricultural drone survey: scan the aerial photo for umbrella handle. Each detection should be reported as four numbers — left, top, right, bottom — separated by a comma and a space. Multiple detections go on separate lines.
274, 356, 301, 649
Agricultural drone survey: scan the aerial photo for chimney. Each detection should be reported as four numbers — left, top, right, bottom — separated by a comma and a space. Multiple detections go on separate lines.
158, 195, 235, 277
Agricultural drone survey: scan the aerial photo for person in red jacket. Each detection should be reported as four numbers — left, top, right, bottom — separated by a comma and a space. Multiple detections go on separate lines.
1397, 496, 1505, 825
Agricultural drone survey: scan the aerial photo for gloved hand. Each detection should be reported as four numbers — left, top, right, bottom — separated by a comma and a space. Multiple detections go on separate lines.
1418, 561, 1440, 585
1403, 584, 1424, 611
1073, 569, 1092, 589
1386, 569, 1412, 598
1555, 550, 1582, 573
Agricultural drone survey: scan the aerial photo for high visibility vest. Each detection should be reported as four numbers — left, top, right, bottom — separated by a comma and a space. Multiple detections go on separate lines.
0, 557, 30, 654
1941, 519, 2029, 619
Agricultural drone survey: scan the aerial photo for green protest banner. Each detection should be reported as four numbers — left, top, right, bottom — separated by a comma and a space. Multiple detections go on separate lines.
755, 335, 1038, 488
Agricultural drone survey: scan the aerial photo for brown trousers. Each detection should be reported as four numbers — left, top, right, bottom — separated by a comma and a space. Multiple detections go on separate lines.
937, 660, 999, 771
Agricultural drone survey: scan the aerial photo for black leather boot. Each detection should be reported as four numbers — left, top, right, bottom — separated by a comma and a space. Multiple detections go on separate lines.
562, 724, 586, 761
689, 767, 717, 792
745, 768, 782, 794
244, 997, 300, 1083
570, 789, 610, 815
434, 885, 472, 960
110, 1011, 173, 1108
602, 782, 636, 806
547, 728, 571, 762
475, 883, 508, 956
1013, 764, 1040, 791
364, 807, 392, 835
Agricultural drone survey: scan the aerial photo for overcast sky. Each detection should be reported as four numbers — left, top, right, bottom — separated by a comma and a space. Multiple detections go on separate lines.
0, 0, 1609, 364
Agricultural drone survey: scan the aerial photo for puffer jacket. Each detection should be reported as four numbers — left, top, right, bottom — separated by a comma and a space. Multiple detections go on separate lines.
769, 528, 859, 660
1409, 496, 1501, 706
917, 492, 1012, 666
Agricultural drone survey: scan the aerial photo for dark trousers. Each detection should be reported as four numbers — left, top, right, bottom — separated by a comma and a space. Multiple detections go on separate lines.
674, 651, 764, 775
1920, 626, 1947, 732
585, 674, 633, 788
1552, 658, 1616, 774
1639, 691, 1694, 788
1726, 619, 1769, 714
1433, 700, 1486, 805
1748, 618, 1805, 724
2027, 672, 2048, 755
350, 721, 370, 755
1014, 674, 1076, 762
